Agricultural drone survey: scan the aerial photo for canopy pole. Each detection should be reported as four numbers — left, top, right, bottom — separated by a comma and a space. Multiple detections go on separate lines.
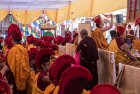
90, 0, 93, 17
55, 9, 58, 23
54, 9, 58, 37
68, 1, 71, 20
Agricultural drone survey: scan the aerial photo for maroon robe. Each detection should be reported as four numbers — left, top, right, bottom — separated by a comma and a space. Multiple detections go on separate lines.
76, 36, 99, 90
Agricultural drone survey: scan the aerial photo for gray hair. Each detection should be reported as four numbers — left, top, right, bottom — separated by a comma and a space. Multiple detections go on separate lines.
80, 29, 88, 36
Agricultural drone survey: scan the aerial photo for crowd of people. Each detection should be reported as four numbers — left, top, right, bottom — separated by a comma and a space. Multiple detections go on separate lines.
0, 15, 139, 94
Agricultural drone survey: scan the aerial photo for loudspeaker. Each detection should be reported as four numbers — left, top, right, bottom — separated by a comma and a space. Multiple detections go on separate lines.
116, 14, 123, 23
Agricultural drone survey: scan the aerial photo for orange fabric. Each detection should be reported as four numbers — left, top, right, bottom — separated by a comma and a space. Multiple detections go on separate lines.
45, 85, 59, 94
52, 86, 59, 94
83, 89, 90, 94
7, 44, 30, 91
108, 39, 140, 67
44, 83, 55, 94
27, 44, 36, 51
91, 28, 108, 50
32, 73, 44, 94
133, 39, 140, 54
108, 39, 129, 64
2, 45, 7, 55
27, 70, 36, 94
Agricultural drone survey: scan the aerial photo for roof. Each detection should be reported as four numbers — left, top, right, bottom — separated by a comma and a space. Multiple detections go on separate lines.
0, 0, 76, 9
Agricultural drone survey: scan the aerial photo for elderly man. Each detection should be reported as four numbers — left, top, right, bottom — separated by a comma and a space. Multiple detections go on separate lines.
76, 29, 99, 90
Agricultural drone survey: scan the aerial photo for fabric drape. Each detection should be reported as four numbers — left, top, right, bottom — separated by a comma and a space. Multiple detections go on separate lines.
12, 10, 42, 24
0, 10, 8, 21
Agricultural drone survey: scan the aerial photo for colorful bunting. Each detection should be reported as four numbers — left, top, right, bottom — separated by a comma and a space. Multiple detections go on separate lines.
20, 28, 23, 32
33, 21, 38, 26
25, 31, 29, 35
36, 20, 40, 24
28, 24, 32, 28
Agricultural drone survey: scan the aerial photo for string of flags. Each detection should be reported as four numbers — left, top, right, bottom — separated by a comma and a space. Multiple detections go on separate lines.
19, 16, 55, 39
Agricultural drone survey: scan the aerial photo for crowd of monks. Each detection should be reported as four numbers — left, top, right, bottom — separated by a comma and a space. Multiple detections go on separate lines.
0, 15, 140, 94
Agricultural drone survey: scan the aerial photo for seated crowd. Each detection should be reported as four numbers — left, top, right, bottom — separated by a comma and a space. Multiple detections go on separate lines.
0, 16, 140, 94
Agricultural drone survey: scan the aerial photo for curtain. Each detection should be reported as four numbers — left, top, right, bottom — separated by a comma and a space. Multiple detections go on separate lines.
57, 6, 69, 23
70, 0, 91, 19
9, 0, 127, 23
91, 0, 127, 16
0, 10, 8, 21
12, 10, 26, 24
26, 10, 42, 24
45, 9, 57, 22
12, 10, 42, 24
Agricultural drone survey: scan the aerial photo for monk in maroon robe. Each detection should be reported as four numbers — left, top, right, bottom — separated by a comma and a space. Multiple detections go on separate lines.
76, 29, 99, 90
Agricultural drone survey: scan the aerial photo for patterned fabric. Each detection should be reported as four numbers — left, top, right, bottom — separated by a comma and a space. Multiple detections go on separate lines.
7, 44, 30, 91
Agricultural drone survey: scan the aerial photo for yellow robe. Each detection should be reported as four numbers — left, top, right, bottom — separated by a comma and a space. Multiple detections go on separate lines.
32, 73, 44, 94
27, 70, 36, 94
44, 85, 90, 94
91, 28, 108, 50
44, 85, 59, 94
7, 44, 30, 91
2, 45, 6, 55
108, 39, 140, 67
26, 43, 36, 51
133, 39, 140, 54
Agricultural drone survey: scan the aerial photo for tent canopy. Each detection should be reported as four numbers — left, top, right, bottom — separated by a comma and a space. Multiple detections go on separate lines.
0, 0, 127, 24
0, 0, 76, 9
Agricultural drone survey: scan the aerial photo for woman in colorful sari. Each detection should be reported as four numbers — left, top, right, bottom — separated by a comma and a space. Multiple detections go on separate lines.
32, 48, 55, 94
108, 25, 140, 67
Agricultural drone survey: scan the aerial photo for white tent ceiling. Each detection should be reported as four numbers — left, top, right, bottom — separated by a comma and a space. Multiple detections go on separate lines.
0, 0, 76, 9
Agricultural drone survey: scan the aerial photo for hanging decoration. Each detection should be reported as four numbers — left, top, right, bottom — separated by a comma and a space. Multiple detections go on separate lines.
33, 21, 38, 26
9, 15, 13, 23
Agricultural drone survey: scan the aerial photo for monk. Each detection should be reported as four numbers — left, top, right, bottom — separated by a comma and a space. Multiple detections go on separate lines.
72, 32, 78, 46
3, 36, 13, 55
91, 15, 113, 49
27, 48, 38, 94
59, 66, 92, 94
7, 24, 30, 94
44, 55, 76, 94
32, 48, 55, 94
76, 29, 99, 90
0, 72, 10, 94
108, 25, 140, 67
26, 36, 36, 51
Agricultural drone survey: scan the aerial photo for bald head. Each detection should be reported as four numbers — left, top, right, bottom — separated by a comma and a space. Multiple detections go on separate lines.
80, 29, 88, 39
